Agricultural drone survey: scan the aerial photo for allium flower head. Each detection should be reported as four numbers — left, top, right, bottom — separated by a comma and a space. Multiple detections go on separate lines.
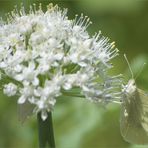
0, 4, 122, 120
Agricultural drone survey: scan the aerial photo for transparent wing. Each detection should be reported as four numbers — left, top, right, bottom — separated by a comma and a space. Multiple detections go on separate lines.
18, 100, 35, 124
120, 89, 148, 144
138, 89, 148, 133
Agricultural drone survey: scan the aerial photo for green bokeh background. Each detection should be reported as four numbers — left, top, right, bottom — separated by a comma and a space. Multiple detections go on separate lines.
0, 0, 148, 148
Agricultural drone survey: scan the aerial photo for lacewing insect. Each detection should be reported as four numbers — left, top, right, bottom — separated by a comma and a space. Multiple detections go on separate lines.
120, 54, 148, 144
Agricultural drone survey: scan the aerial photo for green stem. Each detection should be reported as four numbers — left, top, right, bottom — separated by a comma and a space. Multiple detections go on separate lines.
37, 112, 55, 148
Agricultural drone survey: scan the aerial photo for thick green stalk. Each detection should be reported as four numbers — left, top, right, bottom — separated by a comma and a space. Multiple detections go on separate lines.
37, 112, 55, 148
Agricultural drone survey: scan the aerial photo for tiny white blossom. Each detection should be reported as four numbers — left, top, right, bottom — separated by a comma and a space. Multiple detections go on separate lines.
0, 4, 122, 120
3, 83, 17, 96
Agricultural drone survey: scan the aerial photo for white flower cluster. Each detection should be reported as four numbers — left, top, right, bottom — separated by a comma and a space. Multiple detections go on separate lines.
0, 4, 122, 120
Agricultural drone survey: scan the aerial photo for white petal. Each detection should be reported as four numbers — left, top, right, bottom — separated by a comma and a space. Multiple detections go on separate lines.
18, 95, 26, 104
49, 99, 56, 106
33, 77, 39, 86
63, 83, 72, 90
0, 62, 7, 68
15, 74, 24, 81
41, 110, 48, 121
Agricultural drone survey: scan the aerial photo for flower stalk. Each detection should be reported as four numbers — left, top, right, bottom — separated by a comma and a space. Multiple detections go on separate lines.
37, 112, 55, 148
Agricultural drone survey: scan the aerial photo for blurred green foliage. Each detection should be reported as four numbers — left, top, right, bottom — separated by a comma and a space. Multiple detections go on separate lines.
0, 0, 148, 148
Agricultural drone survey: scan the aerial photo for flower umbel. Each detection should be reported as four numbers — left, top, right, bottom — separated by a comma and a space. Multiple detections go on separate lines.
0, 4, 122, 120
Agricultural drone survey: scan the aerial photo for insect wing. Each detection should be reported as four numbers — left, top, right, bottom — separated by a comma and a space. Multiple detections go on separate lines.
120, 88, 148, 144
138, 89, 148, 134
18, 100, 35, 123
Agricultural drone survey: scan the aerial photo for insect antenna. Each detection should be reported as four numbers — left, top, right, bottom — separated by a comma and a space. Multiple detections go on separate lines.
124, 54, 146, 81
135, 63, 146, 81
124, 54, 134, 79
